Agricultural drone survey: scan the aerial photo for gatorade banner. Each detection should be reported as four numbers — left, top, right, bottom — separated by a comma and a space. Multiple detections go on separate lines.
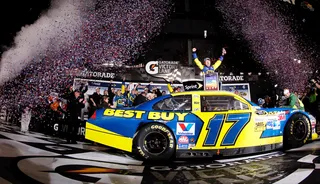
73, 78, 183, 95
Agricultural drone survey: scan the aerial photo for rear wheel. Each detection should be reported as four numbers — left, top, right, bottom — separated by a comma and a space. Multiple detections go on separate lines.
284, 114, 311, 149
133, 123, 176, 161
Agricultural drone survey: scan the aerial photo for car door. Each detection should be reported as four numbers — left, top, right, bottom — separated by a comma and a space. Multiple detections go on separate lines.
192, 94, 255, 150
152, 94, 204, 150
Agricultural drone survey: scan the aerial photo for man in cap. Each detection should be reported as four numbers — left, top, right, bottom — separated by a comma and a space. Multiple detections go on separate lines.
192, 47, 226, 73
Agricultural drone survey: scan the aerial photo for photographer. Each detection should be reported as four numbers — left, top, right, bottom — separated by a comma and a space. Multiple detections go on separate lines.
310, 79, 320, 126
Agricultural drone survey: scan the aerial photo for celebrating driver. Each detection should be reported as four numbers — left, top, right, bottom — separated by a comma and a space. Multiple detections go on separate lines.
192, 47, 226, 73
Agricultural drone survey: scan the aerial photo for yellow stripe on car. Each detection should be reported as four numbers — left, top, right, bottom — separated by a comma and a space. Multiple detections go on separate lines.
85, 122, 133, 152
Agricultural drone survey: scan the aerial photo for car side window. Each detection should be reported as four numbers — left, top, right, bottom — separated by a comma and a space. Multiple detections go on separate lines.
230, 98, 249, 110
153, 95, 192, 111
201, 96, 232, 112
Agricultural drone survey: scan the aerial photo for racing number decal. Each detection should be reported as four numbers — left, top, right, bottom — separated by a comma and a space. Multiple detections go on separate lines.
204, 114, 224, 146
204, 113, 251, 146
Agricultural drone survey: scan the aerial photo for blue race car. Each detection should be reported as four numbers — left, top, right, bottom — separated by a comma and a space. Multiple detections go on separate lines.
85, 91, 318, 161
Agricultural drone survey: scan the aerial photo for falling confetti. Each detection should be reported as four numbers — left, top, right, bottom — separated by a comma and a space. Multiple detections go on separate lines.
0, 0, 173, 111
216, 0, 314, 91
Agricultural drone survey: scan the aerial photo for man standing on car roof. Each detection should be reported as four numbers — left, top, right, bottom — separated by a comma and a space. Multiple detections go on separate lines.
192, 47, 226, 73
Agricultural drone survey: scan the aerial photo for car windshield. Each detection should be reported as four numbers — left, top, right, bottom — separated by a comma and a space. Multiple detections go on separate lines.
155, 96, 191, 111
244, 99, 258, 106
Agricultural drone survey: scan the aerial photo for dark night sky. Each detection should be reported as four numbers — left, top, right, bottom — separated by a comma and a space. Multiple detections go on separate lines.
0, 0, 51, 51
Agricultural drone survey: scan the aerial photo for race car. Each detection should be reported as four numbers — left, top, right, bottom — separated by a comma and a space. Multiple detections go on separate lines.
85, 91, 318, 161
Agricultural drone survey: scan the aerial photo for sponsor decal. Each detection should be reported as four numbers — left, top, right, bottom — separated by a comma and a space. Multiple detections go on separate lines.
190, 138, 195, 143
266, 121, 273, 129
273, 121, 281, 130
176, 123, 195, 136
278, 113, 286, 121
254, 122, 266, 132
183, 81, 204, 91
147, 112, 188, 121
178, 136, 189, 144
188, 143, 195, 148
178, 144, 189, 149
266, 121, 281, 130
103, 109, 146, 118
103, 109, 188, 121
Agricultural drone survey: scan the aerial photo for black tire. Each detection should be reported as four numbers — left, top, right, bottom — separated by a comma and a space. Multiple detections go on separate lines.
284, 113, 311, 149
133, 123, 176, 161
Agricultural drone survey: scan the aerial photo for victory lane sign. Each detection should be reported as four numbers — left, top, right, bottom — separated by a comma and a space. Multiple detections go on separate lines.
145, 61, 180, 80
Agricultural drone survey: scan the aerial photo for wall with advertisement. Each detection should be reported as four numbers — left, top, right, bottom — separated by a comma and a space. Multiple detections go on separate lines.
221, 83, 251, 101
73, 78, 183, 95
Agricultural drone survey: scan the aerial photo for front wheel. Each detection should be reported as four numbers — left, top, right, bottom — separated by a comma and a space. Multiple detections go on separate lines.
133, 123, 176, 161
284, 114, 311, 149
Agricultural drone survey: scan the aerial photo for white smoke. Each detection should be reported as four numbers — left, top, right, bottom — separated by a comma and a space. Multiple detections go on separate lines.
0, 0, 86, 85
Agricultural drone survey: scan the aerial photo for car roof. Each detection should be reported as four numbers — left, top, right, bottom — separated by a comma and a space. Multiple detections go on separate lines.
171, 90, 237, 96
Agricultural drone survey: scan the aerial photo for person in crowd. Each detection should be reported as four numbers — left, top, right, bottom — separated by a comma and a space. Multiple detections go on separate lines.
88, 87, 102, 117
67, 90, 86, 144
300, 88, 310, 112
310, 79, 320, 127
79, 82, 88, 98
112, 89, 127, 108
103, 89, 108, 97
263, 95, 274, 108
282, 88, 305, 110
146, 93, 156, 101
20, 104, 32, 133
127, 88, 138, 107
63, 85, 75, 103
133, 92, 147, 106
112, 78, 127, 108
258, 98, 265, 107
99, 96, 111, 109
108, 80, 116, 105
192, 47, 226, 73
162, 90, 167, 95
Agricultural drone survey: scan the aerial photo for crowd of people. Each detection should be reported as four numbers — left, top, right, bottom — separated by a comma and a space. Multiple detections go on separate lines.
78, 78, 182, 118
258, 78, 320, 124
